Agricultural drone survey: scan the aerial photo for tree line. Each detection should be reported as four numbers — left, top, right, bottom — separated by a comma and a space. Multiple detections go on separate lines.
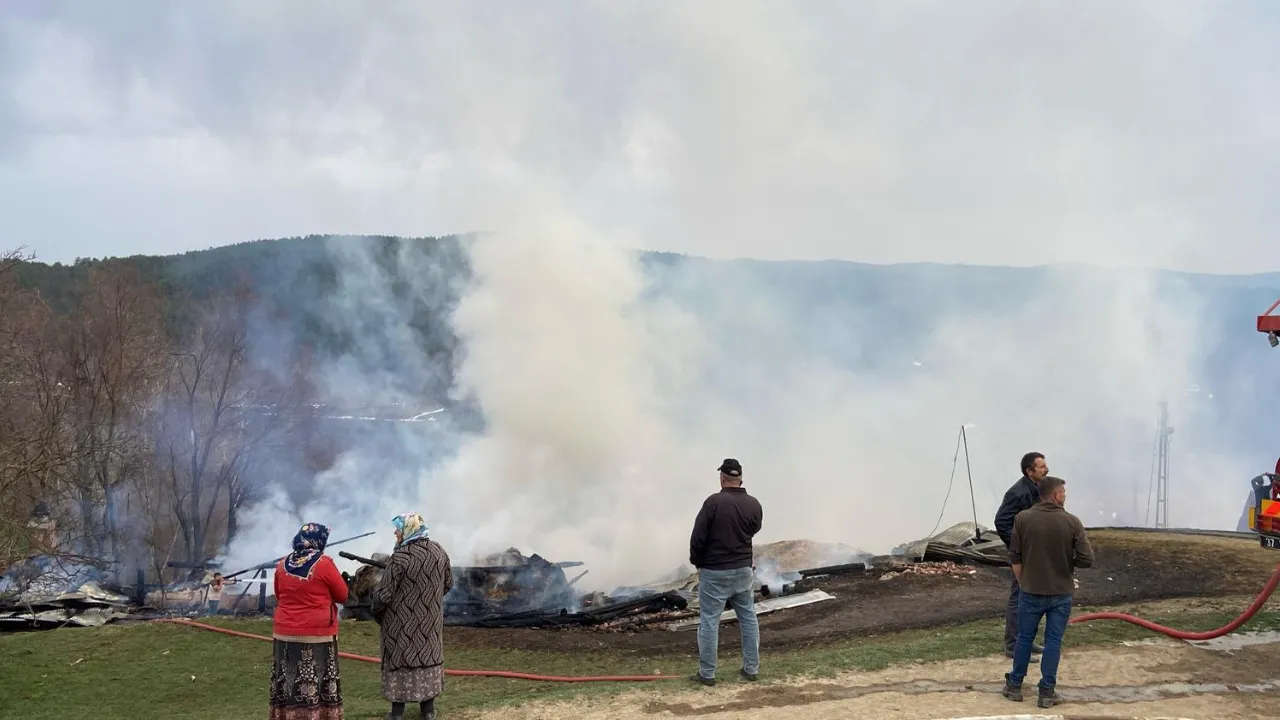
0, 246, 318, 586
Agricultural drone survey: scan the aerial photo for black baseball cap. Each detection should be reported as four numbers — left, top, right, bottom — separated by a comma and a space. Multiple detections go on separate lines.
718, 458, 742, 477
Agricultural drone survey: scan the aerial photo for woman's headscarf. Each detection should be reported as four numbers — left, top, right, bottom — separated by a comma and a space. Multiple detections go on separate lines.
392, 512, 428, 547
282, 522, 330, 579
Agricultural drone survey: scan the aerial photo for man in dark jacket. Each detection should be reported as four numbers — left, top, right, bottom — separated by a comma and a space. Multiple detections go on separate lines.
995, 451, 1049, 658
1002, 476, 1094, 708
689, 458, 764, 686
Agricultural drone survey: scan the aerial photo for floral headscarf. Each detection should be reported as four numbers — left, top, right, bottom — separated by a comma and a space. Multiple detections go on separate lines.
392, 512, 428, 547
282, 522, 330, 579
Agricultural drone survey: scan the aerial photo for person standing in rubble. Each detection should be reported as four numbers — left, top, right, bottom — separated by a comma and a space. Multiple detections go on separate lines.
205, 572, 237, 616
269, 522, 349, 720
688, 458, 764, 686
372, 512, 453, 720
1002, 475, 1094, 708
995, 452, 1048, 659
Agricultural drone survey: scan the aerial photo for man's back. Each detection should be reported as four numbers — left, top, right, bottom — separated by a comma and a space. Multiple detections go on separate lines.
995, 476, 1041, 547
689, 487, 763, 571
1009, 502, 1094, 596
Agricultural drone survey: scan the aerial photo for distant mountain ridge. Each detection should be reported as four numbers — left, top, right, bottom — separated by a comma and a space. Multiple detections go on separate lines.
11, 235, 1280, 454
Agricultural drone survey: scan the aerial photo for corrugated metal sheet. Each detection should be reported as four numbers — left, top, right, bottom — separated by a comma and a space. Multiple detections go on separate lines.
930, 522, 986, 546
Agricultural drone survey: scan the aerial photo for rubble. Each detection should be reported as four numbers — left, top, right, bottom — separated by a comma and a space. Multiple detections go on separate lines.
892, 522, 1008, 566
878, 561, 978, 581
457, 590, 689, 629
754, 539, 869, 571
447, 548, 582, 621
0, 596, 131, 630
0, 556, 137, 630
341, 546, 641, 628
0, 522, 1011, 634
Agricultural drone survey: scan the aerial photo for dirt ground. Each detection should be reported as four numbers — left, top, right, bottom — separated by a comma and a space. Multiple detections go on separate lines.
445, 529, 1280, 655
472, 636, 1280, 719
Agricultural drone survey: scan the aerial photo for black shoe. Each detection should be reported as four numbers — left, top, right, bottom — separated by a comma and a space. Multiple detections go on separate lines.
690, 673, 716, 686
1037, 689, 1060, 708
1001, 678, 1023, 702
740, 669, 758, 682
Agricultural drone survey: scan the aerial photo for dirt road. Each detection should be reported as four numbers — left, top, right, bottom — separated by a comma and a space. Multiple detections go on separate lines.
473, 637, 1280, 719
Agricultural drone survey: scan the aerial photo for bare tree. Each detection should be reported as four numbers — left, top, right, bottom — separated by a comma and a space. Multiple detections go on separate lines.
158, 284, 314, 563
0, 248, 87, 577
58, 262, 170, 561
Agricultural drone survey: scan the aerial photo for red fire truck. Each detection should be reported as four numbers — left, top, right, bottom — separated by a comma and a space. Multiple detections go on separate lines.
1252, 300, 1280, 548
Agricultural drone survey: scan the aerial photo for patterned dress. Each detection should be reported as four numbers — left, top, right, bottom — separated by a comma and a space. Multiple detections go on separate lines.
268, 636, 343, 720
371, 538, 453, 703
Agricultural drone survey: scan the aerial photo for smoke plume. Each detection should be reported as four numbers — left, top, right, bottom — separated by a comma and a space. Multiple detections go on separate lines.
8, 3, 1277, 587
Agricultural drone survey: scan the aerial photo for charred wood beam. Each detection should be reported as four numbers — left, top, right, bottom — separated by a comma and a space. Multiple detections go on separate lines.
222, 531, 377, 580
797, 562, 866, 578
458, 561, 584, 573
445, 591, 688, 629
337, 552, 582, 574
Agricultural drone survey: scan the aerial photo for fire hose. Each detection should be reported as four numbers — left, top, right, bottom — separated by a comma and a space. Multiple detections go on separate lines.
158, 619, 684, 683
1068, 563, 1280, 640
162, 563, 1280, 680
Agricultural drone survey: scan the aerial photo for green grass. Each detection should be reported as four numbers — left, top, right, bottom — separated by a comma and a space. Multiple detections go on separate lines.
3, 608, 1279, 720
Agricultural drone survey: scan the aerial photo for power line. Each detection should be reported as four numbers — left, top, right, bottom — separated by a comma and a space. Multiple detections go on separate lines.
928, 426, 965, 538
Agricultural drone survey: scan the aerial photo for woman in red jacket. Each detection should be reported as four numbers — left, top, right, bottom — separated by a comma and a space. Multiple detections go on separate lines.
269, 522, 349, 720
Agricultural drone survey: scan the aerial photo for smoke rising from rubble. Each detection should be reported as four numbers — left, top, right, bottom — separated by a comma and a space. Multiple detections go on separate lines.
225, 218, 1256, 592
103, 3, 1275, 588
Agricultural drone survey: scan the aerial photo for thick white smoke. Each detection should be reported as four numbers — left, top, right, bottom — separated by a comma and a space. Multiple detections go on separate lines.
32, 3, 1266, 586
229, 226, 1246, 591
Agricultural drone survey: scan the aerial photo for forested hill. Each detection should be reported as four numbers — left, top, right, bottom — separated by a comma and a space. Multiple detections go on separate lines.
10, 234, 1280, 433
12, 235, 473, 405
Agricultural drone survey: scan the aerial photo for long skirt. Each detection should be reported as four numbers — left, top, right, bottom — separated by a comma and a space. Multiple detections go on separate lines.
269, 638, 343, 720
381, 664, 445, 703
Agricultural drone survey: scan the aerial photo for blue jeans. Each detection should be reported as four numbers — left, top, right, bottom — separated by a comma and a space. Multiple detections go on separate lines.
1007, 592, 1073, 693
697, 567, 760, 679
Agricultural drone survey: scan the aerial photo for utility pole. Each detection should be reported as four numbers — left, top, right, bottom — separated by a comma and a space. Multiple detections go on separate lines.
1154, 401, 1174, 528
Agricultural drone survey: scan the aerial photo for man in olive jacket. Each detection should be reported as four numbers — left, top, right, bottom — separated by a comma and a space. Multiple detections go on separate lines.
1002, 476, 1095, 709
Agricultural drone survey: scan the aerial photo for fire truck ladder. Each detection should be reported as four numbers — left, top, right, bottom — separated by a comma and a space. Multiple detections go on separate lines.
1260, 297, 1280, 346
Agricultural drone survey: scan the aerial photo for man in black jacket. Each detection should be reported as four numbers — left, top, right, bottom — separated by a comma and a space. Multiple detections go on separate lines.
688, 458, 764, 686
995, 451, 1049, 658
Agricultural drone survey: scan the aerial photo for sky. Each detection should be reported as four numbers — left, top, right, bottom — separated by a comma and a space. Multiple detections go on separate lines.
2, 0, 1279, 273
0, 1, 1273, 584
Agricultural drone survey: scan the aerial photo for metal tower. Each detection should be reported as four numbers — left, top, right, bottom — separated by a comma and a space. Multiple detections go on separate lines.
1154, 401, 1174, 528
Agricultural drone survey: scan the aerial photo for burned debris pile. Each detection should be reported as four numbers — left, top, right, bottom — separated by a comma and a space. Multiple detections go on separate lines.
342, 547, 689, 629
0, 557, 135, 630
892, 522, 1008, 566
2, 523, 1008, 634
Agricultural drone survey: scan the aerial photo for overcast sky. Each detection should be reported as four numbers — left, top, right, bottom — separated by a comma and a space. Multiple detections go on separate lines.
2, 0, 1278, 273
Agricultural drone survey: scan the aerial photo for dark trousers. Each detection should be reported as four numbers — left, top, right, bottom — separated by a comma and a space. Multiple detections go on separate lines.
1007, 592, 1073, 693
1003, 574, 1020, 652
